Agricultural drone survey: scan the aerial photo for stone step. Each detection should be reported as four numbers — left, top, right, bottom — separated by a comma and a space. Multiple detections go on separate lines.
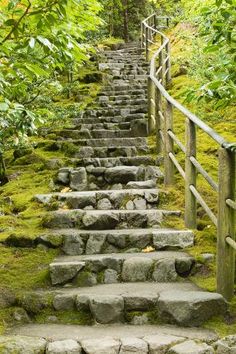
72, 146, 149, 159
99, 63, 145, 70
16, 284, 226, 328
42, 209, 181, 230
35, 228, 194, 256
82, 106, 147, 118
99, 88, 147, 96
35, 188, 160, 210
74, 156, 157, 167
98, 98, 148, 108
49, 251, 195, 287
73, 113, 146, 124
55, 129, 133, 140
98, 94, 147, 102
9, 323, 218, 346
55, 165, 163, 191
101, 83, 147, 92
58, 137, 148, 148
73, 122, 131, 131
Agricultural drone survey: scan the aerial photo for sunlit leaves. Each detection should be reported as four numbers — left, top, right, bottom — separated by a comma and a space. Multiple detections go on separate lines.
0, 0, 102, 174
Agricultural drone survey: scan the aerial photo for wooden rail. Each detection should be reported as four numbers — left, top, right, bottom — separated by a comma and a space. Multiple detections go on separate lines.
141, 14, 236, 301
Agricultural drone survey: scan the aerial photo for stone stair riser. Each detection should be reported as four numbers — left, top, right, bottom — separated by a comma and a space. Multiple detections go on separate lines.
55, 166, 163, 191
35, 229, 194, 255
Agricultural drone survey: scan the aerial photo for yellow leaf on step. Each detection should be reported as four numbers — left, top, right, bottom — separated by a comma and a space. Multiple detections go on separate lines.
61, 187, 71, 193
142, 246, 155, 253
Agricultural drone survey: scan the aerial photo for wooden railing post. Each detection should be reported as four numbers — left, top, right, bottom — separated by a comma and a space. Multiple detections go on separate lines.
166, 41, 172, 87
148, 65, 156, 134
164, 101, 174, 185
217, 148, 236, 301
185, 119, 197, 229
156, 49, 164, 154
145, 26, 149, 60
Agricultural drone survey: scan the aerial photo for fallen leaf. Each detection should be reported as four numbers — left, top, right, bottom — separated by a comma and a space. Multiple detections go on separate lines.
61, 187, 71, 193
142, 246, 155, 253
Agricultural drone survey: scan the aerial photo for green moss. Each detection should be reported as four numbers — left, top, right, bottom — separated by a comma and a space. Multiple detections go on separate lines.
35, 309, 93, 325
125, 311, 144, 323
204, 298, 236, 337
0, 247, 57, 292
75, 271, 97, 287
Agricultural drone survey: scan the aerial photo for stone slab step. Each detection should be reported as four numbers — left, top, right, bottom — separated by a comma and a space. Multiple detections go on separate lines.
74, 146, 150, 159
36, 228, 194, 255
74, 156, 157, 167
98, 98, 147, 108
99, 89, 147, 96
35, 188, 160, 210
82, 106, 147, 118
49, 251, 195, 286
59, 137, 148, 148
56, 165, 163, 191
73, 113, 146, 124
42, 209, 181, 230
17, 284, 226, 327
98, 94, 147, 102
9, 323, 218, 343
55, 129, 133, 139
73, 122, 131, 131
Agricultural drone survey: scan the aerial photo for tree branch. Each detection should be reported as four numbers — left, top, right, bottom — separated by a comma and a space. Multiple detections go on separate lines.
1, 0, 32, 44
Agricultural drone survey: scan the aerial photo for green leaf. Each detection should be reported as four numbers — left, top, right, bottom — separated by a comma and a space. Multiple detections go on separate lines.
29, 37, 35, 49
0, 103, 9, 112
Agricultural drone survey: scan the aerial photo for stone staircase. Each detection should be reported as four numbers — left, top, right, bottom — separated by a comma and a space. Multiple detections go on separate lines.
4, 43, 228, 353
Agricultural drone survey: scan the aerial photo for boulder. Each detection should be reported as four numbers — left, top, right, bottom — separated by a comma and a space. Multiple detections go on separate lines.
104, 269, 119, 284
80, 337, 120, 354
175, 257, 195, 277
105, 166, 141, 184
97, 198, 112, 210
89, 295, 124, 323
214, 335, 236, 353
168, 340, 214, 354
57, 168, 71, 185
152, 259, 177, 282
153, 230, 194, 250
126, 180, 156, 189
124, 295, 158, 311
86, 234, 106, 254
158, 291, 227, 326
50, 261, 85, 285
133, 198, 147, 210
53, 294, 75, 311
143, 334, 184, 354
122, 257, 153, 282
69, 168, 87, 191
46, 339, 82, 353
0, 335, 46, 354
62, 234, 85, 256
120, 337, 148, 354
82, 212, 119, 230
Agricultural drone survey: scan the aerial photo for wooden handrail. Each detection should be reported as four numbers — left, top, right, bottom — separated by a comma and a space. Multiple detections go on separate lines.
142, 14, 236, 301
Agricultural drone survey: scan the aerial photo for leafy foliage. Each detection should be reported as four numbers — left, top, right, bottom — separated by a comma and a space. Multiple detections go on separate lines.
0, 0, 101, 182
182, 0, 236, 106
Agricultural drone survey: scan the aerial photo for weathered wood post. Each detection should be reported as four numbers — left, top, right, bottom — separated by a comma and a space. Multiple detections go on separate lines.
185, 119, 197, 228
166, 41, 172, 87
217, 148, 236, 301
164, 101, 174, 185
145, 26, 149, 61
155, 49, 164, 154
148, 58, 157, 134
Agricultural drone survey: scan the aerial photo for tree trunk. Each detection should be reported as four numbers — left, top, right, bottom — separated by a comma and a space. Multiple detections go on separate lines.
123, 0, 129, 42
0, 153, 9, 185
